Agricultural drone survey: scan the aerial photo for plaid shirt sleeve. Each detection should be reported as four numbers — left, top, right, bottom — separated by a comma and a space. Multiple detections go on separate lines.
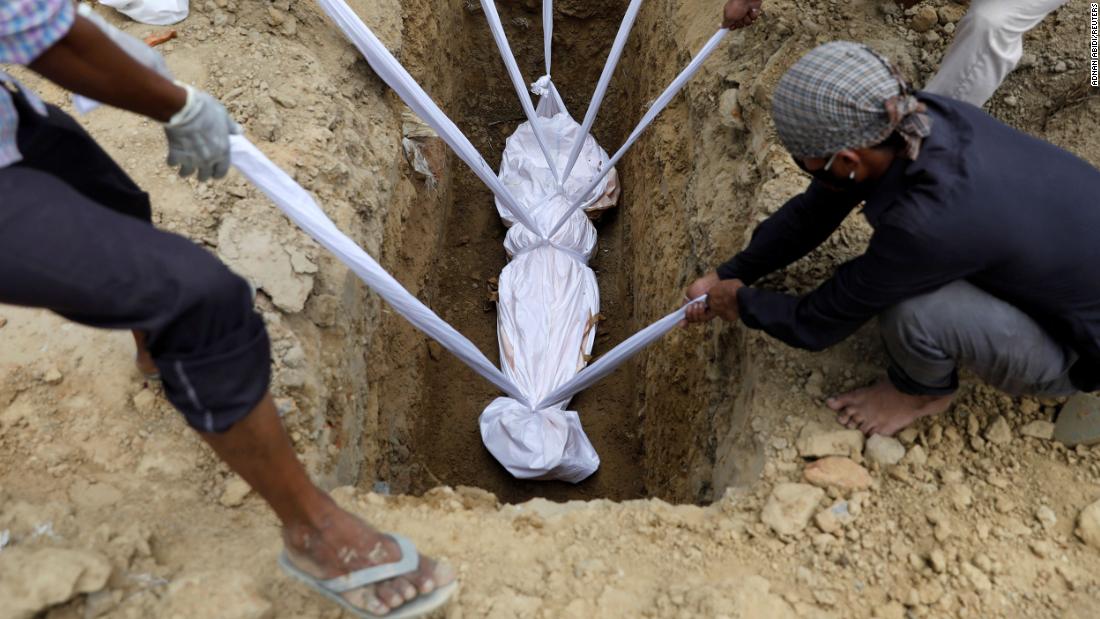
0, 0, 76, 65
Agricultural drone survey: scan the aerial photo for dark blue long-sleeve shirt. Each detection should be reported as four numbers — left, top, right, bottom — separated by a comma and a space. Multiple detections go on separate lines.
717, 93, 1100, 392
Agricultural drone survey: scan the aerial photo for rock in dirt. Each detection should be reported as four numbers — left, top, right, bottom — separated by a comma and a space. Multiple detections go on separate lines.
814, 499, 854, 534
796, 428, 863, 459
217, 204, 317, 314
901, 444, 927, 466
761, 483, 824, 536
158, 570, 272, 619
804, 457, 873, 491
985, 415, 1013, 445
1030, 539, 1055, 559
1075, 499, 1100, 549
0, 547, 111, 619
1036, 505, 1058, 530
961, 562, 992, 592
947, 483, 973, 511
864, 435, 905, 466
929, 548, 947, 573
40, 366, 63, 385
220, 476, 252, 508
803, 370, 825, 399
718, 88, 745, 131
938, 4, 967, 24
1020, 420, 1055, 440
132, 390, 157, 415
1020, 399, 1041, 415
910, 5, 939, 32
427, 340, 443, 361
897, 427, 919, 445
874, 601, 907, 619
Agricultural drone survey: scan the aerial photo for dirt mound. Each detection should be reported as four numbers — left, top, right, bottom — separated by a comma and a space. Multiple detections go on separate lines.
3, 0, 1100, 617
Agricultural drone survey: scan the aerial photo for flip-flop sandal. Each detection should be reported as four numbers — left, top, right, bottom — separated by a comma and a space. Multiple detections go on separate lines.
278, 534, 458, 619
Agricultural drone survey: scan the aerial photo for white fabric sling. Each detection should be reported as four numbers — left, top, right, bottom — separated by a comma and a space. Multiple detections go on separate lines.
480, 0, 563, 188
229, 136, 529, 406
316, 0, 545, 238
560, 0, 644, 184
100, 0, 188, 25
547, 28, 729, 239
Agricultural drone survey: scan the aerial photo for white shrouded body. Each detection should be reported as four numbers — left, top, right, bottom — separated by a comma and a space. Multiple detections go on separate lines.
479, 96, 619, 483
100, 0, 189, 25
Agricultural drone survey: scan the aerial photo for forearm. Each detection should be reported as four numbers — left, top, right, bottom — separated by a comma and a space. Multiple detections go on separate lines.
28, 15, 184, 122
736, 227, 979, 352
716, 183, 857, 283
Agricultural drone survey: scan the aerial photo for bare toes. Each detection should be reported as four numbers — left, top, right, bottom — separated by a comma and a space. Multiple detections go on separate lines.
858, 418, 875, 435
390, 576, 418, 602
355, 589, 391, 616
374, 581, 404, 610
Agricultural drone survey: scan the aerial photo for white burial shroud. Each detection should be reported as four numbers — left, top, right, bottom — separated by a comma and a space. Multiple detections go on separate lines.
480, 94, 620, 484
100, 0, 189, 25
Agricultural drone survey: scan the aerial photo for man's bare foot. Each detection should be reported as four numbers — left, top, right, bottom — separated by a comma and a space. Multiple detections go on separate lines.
827, 379, 953, 436
283, 503, 456, 615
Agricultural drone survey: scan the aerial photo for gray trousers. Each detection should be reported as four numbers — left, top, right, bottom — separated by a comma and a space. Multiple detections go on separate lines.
924, 0, 1069, 107
880, 281, 1078, 397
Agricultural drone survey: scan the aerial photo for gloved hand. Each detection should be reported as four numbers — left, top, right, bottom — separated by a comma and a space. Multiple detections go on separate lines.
164, 83, 240, 181
77, 4, 170, 78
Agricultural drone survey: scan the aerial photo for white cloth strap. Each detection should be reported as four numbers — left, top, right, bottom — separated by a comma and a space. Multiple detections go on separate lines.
560, 0, 644, 183
533, 296, 706, 410
480, 0, 562, 188
229, 135, 531, 407
543, 0, 553, 77
510, 239, 589, 265
315, 0, 545, 239
549, 29, 729, 239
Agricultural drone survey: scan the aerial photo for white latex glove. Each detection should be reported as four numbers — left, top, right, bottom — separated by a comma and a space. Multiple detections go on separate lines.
77, 4, 170, 77
164, 83, 240, 181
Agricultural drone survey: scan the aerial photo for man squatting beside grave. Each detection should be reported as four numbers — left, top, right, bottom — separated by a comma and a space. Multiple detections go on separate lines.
683, 40, 1100, 437
0, 1, 454, 616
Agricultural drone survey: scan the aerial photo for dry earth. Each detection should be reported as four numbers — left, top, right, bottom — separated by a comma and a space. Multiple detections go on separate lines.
3, 1, 1100, 618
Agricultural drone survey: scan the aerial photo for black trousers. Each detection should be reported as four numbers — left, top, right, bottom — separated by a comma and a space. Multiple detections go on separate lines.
0, 92, 270, 433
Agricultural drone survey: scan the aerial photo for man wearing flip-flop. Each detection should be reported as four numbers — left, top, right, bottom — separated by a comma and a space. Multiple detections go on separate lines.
0, 2, 455, 616
684, 40, 1100, 437
721, 0, 1070, 108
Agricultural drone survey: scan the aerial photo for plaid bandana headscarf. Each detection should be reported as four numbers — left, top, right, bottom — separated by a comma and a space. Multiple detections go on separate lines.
772, 41, 932, 161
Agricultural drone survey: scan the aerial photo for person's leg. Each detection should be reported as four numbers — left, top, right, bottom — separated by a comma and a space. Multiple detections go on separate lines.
829, 280, 1077, 435
10, 93, 158, 374
202, 395, 453, 614
924, 0, 1069, 107
0, 166, 452, 614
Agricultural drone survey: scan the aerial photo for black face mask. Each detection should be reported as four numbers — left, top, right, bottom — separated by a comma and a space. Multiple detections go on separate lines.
793, 155, 861, 192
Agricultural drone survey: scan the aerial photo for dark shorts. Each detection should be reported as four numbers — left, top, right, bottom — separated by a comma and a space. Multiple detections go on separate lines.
0, 90, 270, 432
